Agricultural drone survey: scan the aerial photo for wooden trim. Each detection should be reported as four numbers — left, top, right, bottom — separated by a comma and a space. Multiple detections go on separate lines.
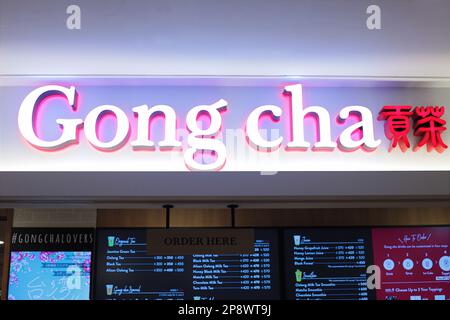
97, 209, 165, 228
97, 207, 450, 228
236, 208, 450, 227
171, 208, 230, 227
1, 209, 13, 300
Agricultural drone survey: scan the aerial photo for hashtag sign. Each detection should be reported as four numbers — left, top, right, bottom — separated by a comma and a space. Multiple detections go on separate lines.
11, 232, 17, 244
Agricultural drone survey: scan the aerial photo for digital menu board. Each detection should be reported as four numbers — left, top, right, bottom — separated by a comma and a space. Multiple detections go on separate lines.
283, 228, 374, 300
8, 251, 91, 300
94, 228, 280, 300
372, 226, 450, 300
7, 228, 94, 300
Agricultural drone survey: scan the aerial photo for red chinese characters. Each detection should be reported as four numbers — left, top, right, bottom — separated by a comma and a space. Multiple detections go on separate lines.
378, 105, 447, 152
414, 106, 448, 151
378, 106, 413, 150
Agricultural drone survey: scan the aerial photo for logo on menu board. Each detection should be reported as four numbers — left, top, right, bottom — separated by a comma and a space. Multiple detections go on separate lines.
16, 84, 447, 171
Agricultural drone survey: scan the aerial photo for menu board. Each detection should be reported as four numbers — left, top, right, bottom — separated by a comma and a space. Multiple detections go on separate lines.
283, 228, 374, 300
7, 228, 94, 300
372, 226, 450, 300
94, 228, 280, 300
8, 251, 91, 300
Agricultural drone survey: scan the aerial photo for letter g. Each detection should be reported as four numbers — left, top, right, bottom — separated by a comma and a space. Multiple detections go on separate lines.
18, 85, 83, 149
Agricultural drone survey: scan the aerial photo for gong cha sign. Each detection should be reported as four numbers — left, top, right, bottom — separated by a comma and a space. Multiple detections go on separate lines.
16, 83, 448, 171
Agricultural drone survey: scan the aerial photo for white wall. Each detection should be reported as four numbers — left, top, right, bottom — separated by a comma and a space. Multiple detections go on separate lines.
0, 0, 449, 77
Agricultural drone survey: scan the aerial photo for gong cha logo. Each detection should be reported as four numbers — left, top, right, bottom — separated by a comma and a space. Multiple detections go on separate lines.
17, 84, 447, 171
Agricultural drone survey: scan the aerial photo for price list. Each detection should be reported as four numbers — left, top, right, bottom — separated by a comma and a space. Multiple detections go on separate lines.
191, 239, 276, 300
95, 229, 280, 300
96, 229, 186, 300
284, 229, 374, 300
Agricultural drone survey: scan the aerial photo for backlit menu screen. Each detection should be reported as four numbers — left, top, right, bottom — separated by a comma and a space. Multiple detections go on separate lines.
95, 228, 280, 300
283, 228, 374, 300
372, 226, 450, 300
8, 251, 91, 300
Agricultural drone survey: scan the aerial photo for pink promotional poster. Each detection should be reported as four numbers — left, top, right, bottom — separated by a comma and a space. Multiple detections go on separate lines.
372, 227, 450, 300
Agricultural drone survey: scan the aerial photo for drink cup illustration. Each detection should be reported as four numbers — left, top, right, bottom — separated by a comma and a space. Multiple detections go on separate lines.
295, 269, 302, 282
108, 236, 116, 247
106, 284, 113, 296
294, 235, 301, 246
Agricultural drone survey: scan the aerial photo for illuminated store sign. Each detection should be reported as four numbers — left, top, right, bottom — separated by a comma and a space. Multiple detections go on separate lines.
1, 79, 449, 171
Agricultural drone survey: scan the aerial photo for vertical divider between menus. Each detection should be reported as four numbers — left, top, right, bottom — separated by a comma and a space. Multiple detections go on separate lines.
91, 228, 98, 301
367, 227, 376, 301
2, 210, 13, 300
278, 228, 286, 300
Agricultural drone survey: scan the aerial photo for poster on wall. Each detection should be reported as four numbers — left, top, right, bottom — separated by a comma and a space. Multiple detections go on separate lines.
7, 228, 95, 300
372, 226, 450, 300
283, 228, 375, 300
95, 228, 280, 300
